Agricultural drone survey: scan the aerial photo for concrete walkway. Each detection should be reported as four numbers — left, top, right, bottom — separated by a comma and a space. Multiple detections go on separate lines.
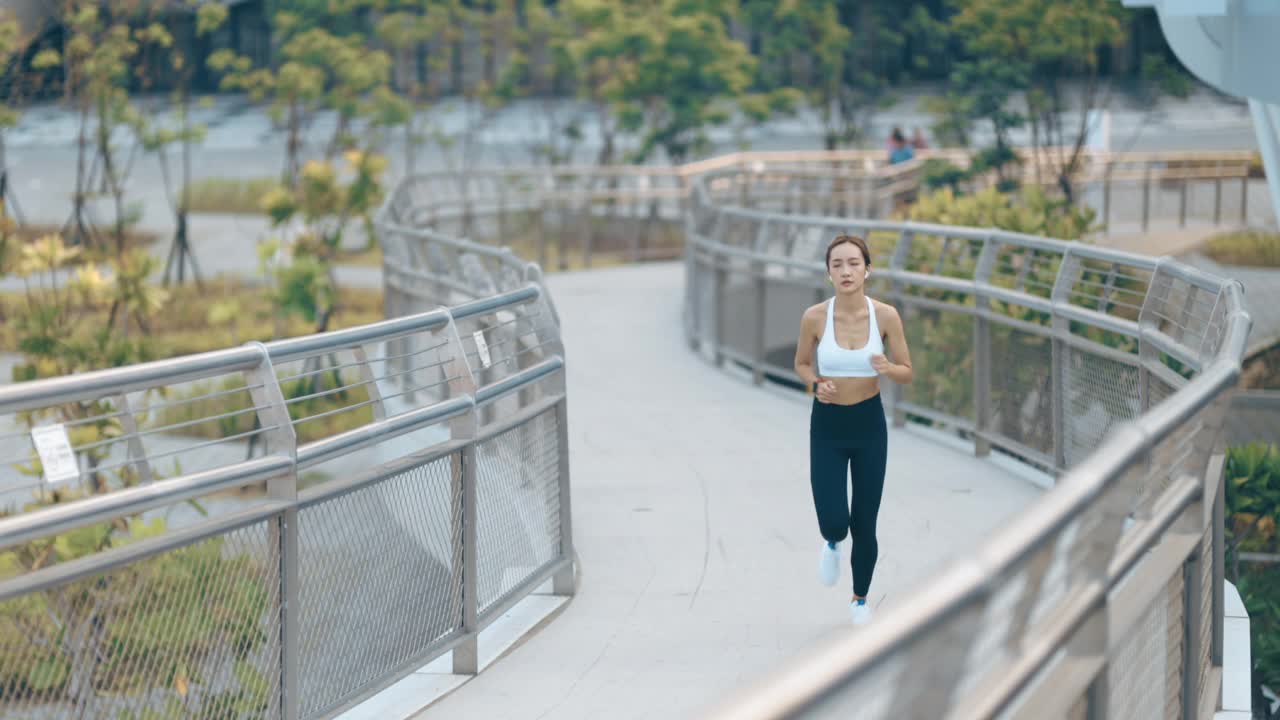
419, 262, 1043, 720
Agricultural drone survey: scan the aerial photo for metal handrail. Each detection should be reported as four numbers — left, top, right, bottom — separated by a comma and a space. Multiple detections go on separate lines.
685, 164, 1251, 718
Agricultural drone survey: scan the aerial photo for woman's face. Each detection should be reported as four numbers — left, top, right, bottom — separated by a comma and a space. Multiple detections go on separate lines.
828, 243, 868, 293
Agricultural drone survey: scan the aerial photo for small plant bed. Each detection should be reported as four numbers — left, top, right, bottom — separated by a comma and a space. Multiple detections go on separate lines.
337, 245, 383, 268
1203, 229, 1280, 268
181, 177, 279, 214
0, 278, 385, 359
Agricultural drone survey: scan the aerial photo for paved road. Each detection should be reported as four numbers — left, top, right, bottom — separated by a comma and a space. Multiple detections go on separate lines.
419, 262, 1043, 720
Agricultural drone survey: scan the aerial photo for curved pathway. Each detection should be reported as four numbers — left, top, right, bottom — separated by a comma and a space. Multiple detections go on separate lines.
420, 262, 1043, 719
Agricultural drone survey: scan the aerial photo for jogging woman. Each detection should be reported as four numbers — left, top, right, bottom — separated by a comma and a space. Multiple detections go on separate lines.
793, 235, 913, 625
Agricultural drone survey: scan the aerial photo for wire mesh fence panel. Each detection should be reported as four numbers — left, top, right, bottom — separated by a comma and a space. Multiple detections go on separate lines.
1063, 346, 1141, 469
296, 453, 463, 719
989, 325, 1054, 457
1198, 528, 1214, 712
1107, 572, 1185, 720
474, 409, 562, 616
988, 243, 1063, 304
897, 303, 975, 425
0, 521, 282, 720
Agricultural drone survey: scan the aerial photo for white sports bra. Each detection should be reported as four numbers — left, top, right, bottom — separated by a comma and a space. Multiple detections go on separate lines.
817, 297, 884, 378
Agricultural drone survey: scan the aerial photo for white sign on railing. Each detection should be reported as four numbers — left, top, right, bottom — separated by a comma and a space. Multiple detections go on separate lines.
30, 424, 80, 486
473, 331, 492, 368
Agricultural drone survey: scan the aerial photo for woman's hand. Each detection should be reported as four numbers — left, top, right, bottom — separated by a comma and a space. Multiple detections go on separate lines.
870, 354, 893, 375
815, 379, 839, 403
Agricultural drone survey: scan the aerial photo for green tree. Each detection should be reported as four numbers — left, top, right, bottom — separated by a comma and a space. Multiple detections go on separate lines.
132, 1, 229, 288
745, 0, 950, 150
562, 0, 766, 164
743, 0, 849, 150
0, 11, 31, 222
211, 7, 407, 187
1223, 443, 1280, 703
373, 0, 458, 175
260, 151, 388, 337
937, 0, 1129, 199
33, 3, 134, 252
496, 1, 586, 166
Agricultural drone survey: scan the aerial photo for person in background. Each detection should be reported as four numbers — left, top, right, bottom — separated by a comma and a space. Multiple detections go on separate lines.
888, 127, 914, 165
910, 127, 929, 151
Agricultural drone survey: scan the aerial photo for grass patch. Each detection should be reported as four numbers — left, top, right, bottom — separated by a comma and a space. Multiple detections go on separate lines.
11, 223, 158, 264
181, 177, 279, 214
1243, 342, 1280, 389
337, 245, 383, 268
1203, 229, 1280, 268
0, 277, 385, 358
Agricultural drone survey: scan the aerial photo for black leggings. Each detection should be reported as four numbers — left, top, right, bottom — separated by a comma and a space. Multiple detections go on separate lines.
809, 393, 887, 597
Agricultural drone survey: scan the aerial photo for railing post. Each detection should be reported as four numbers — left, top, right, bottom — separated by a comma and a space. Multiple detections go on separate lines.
1102, 165, 1112, 231
553, 395, 575, 595
439, 315, 480, 675
1179, 178, 1188, 227
1212, 453, 1226, 669
751, 220, 772, 385
1049, 250, 1079, 474
973, 235, 998, 457
1138, 259, 1173, 415
713, 249, 727, 368
1214, 163, 1223, 225
243, 342, 300, 720
456, 442, 479, 675
1142, 166, 1152, 232
1182, 535, 1204, 720
889, 229, 913, 428
1240, 175, 1248, 225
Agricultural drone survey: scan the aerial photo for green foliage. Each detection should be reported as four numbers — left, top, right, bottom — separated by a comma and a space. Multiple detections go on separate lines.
1224, 443, 1280, 696
260, 152, 389, 334
931, 0, 1129, 197
1203, 229, 1280, 268
898, 186, 1114, 445
908, 186, 1097, 239
209, 6, 400, 184
561, 0, 764, 163
180, 177, 280, 214
0, 11, 23, 135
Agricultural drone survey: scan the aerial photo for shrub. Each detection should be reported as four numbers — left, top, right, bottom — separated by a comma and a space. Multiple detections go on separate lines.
1225, 442, 1280, 700
181, 177, 279, 214
1203, 229, 1280, 268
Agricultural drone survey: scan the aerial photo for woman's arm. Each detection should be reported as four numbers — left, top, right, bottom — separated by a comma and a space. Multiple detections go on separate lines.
870, 304, 913, 385
795, 306, 837, 401
794, 306, 822, 387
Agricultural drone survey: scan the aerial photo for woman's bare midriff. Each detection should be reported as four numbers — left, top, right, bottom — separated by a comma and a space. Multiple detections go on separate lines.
821, 376, 882, 406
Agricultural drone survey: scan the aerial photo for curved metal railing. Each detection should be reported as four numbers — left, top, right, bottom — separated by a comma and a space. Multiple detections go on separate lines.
0, 147, 1259, 719
0, 186, 571, 719
685, 167, 1252, 718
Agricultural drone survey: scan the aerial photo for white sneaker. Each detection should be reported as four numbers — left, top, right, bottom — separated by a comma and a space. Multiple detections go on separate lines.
850, 602, 872, 626
818, 541, 840, 586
